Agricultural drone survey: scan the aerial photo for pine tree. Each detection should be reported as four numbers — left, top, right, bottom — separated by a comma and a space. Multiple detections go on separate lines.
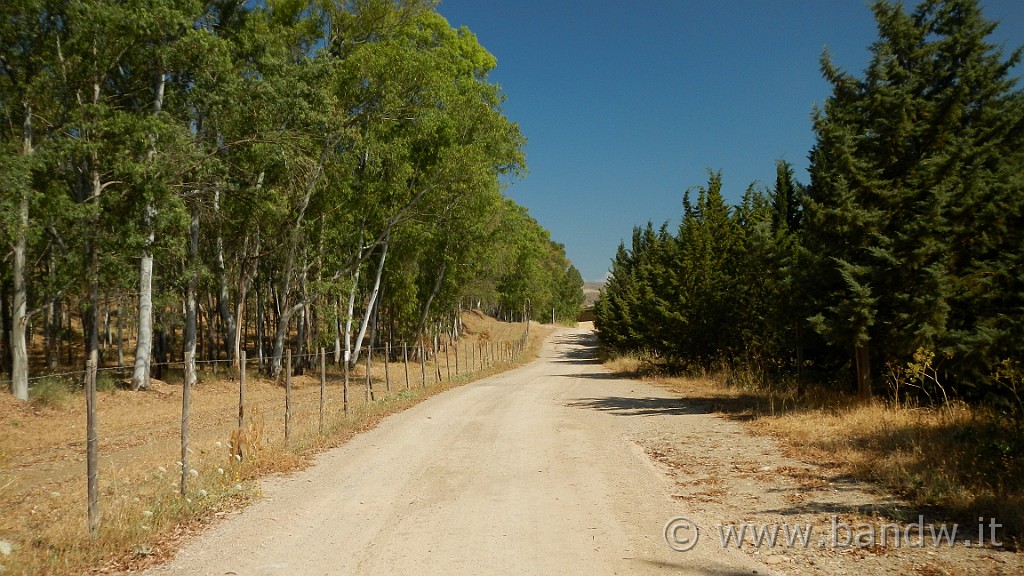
804, 0, 1023, 398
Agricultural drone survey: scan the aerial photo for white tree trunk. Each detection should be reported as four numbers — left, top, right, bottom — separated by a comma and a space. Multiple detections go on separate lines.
343, 239, 364, 366
269, 173, 316, 379
130, 72, 165, 390
131, 224, 155, 390
10, 103, 32, 401
11, 187, 29, 401
349, 237, 388, 368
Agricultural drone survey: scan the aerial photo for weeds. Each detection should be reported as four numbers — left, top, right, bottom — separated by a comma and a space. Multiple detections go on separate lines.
604, 356, 1024, 544
0, 315, 547, 576
28, 377, 74, 408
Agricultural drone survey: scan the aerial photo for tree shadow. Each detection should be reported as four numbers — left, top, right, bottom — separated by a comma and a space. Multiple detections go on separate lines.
551, 331, 601, 365
566, 396, 713, 416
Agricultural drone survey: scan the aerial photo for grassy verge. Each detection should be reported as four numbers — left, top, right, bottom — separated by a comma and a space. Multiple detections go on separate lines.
0, 313, 552, 576
603, 351, 1024, 546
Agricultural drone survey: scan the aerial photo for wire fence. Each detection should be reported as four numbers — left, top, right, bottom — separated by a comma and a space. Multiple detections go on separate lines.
2, 334, 530, 387
3, 328, 532, 539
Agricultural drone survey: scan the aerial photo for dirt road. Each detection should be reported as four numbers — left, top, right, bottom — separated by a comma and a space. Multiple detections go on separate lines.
144, 328, 774, 575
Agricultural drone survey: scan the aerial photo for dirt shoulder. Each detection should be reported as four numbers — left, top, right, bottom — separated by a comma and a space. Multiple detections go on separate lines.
636, 376, 1024, 575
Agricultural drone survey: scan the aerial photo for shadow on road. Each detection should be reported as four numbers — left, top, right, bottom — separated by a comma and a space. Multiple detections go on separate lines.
551, 331, 601, 365
566, 396, 712, 416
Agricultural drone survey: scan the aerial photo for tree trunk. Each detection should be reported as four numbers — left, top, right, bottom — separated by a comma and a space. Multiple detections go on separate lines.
46, 297, 61, 370
116, 300, 123, 367
268, 167, 318, 379
295, 304, 307, 376
349, 236, 388, 369
131, 224, 156, 390
213, 189, 237, 363
130, 72, 164, 391
10, 103, 33, 400
334, 295, 343, 365
343, 231, 365, 367
416, 260, 447, 342
153, 315, 167, 380
10, 177, 30, 401
256, 279, 265, 370
184, 208, 199, 386
0, 281, 10, 378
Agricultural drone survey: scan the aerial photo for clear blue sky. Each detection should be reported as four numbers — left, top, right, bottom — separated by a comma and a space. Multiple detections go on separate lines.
436, 1, 1024, 282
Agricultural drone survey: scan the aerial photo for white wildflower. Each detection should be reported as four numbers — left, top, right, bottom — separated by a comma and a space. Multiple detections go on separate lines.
189, 469, 199, 478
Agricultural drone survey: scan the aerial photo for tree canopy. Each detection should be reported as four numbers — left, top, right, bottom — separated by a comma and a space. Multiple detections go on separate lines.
0, 0, 584, 396
596, 0, 1023, 412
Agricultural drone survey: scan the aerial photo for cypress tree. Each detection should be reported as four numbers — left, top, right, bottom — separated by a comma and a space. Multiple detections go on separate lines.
804, 0, 1023, 398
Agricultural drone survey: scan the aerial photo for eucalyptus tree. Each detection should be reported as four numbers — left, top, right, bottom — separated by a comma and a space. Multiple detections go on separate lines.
0, 0, 63, 399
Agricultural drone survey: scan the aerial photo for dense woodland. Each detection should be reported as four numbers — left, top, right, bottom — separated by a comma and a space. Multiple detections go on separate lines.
596, 0, 1024, 414
0, 0, 585, 401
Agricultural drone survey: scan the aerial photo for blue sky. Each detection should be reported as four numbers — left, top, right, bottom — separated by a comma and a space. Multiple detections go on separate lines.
436, 1, 1024, 282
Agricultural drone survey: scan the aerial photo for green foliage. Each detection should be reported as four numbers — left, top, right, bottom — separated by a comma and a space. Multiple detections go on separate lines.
1, 0, 576, 390
597, 0, 1024, 412
596, 169, 802, 370
804, 0, 1024, 396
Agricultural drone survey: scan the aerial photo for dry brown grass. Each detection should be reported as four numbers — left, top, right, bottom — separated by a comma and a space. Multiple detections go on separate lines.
604, 353, 1024, 546
0, 313, 550, 576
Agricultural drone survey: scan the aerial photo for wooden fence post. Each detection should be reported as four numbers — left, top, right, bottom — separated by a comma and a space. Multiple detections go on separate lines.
434, 338, 442, 382
181, 351, 194, 496
366, 345, 373, 402
343, 351, 349, 416
285, 349, 292, 444
419, 342, 426, 388
384, 342, 391, 393
239, 351, 246, 428
444, 343, 451, 382
86, 353, 99, 538
319, 347, 326, 434
403, 342, 410, 390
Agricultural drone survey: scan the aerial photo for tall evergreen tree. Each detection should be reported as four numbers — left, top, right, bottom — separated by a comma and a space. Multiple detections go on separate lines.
804, 0, 1023, 398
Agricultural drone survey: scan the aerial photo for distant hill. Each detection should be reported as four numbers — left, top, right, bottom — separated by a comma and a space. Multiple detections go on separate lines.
582, 281, 604, 309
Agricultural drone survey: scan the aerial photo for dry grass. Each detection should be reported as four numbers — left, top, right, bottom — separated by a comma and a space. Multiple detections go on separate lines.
604, 352, 1024, 545
0, 312, 550, 576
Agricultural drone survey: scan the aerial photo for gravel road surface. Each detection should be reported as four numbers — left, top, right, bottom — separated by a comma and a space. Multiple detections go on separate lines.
145, 328, 773, 575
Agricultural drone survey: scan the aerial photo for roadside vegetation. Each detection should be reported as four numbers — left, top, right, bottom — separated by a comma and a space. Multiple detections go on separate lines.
0, 312, 551, 576
604, 352, 1024, 546
2, 2, 587, 572
0, 0, 585, 402
596, 0, 1023, 542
